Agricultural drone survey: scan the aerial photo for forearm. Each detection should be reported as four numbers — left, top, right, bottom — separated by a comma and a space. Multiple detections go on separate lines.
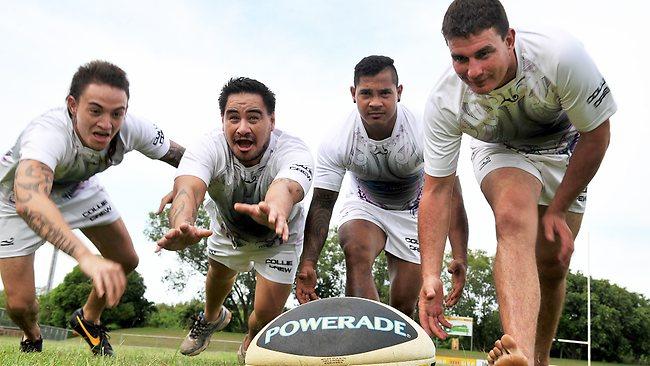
418, 174, 455, 279
448, 176, 468, 263
264, 178, 304, 221
550, 121, 610, 213
168, 177, 206, 228
300, 189, 338, 265
14, 159, 92, 260
159, 140, 186, 168
17, 197, 91, 260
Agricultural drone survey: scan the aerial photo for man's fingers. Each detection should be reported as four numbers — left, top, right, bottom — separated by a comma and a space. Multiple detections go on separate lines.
418, 309, 433, 336
234, 203, 256, 215
258, 201, 271, 216
439, 314, 453, 328
197, 228, 213, 238
544, 219, 556, 242
93, 274, 106, 299
157, 191, 174, 214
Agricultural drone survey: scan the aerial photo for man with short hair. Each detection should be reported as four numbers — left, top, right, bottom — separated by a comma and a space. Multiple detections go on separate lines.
156, 77, 313, 364
418, 1, 614, 366
296, 55, 468, 317
0, 60, 185, 356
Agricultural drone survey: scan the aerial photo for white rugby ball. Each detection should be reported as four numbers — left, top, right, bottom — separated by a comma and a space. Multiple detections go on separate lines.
245, 297, 436, 366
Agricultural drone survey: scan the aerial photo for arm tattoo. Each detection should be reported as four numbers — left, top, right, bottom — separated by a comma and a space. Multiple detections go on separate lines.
14, 161, 54, 203
168, 188, 197, 226
13, 161, 79, 256
302, 189, 338, 262
159, 140, 185, 168
21, 207, 78, 257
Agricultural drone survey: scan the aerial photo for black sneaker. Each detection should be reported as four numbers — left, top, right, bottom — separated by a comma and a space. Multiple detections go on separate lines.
69, 308, 114, 356
19, 336, 43, 353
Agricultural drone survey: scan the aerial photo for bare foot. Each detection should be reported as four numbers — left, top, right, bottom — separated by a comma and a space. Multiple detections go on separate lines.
487, 334, 528, 366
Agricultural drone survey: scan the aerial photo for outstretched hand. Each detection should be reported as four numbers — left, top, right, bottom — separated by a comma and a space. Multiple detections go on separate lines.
418, 276, 452, 339
541, 209, 574, 267
78, 255, 126, 308
445, 259, 467, 307
234, 201, 290, 242
155, 223, 212, 252
296, 263, 319, 304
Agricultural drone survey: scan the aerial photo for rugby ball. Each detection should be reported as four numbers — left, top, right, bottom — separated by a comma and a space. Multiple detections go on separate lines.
245, 297, 436, 365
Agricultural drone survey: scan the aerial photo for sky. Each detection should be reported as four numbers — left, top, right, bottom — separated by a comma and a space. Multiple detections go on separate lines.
0, 0, 648, 306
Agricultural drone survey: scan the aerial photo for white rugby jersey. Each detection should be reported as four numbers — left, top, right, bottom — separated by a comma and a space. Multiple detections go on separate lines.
0, 107, 170, 204
424, 28, 617, 177
314, 104, 424, 211
176, 129, 314, 248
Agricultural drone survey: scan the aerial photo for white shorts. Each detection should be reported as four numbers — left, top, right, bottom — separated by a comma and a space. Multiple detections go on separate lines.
471, 143, 587, 213
207, 233, 303, 285
0, 178, 121, 258
338, 197, 420, 264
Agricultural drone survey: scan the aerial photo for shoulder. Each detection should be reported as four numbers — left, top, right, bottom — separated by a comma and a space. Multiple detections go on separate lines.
273, 129, 311, 153
425, 67, 465, 121
517, 27, 587, 78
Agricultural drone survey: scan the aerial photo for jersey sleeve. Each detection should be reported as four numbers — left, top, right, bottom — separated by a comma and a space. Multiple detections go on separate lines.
423, 88, 463, 177
274, 137, 314, 196
18, 120, 68, 171
120, 114, 171, 159
175, 131, 224, 187
554, 34, 617, 132
312, 135, 347, 192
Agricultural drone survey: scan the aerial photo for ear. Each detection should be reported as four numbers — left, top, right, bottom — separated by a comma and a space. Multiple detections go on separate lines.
270, 113, 276, 130
350, 86, 356, 103
396, 84, 403, 102
66, 95, 77, 116
505, 28, 516, 50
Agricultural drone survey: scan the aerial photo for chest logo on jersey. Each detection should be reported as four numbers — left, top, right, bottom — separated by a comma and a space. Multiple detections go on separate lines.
587, 79, 610, 108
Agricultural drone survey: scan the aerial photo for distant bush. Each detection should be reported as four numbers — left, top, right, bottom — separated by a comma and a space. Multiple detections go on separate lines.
146, 300, 205, 329
39, 266, 155, 329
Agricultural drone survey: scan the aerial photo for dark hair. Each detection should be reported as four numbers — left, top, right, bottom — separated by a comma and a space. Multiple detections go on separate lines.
353, 55, 399, 87
68, 60, 130, 100
442, 0, 509, 40
218, 77, 276, 115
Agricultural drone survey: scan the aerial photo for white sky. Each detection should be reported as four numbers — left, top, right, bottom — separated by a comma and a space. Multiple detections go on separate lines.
1, 0, 648, 305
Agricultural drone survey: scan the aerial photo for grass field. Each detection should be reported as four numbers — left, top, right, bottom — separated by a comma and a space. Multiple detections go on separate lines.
0, 328, 633, 366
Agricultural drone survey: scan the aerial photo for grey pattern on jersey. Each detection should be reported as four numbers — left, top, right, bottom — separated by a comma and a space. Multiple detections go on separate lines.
460, 51, 578, 154
345, 109, 423, 211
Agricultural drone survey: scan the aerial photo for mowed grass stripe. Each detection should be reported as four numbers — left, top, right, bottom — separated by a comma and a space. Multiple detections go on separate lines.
0, 335, 239, 365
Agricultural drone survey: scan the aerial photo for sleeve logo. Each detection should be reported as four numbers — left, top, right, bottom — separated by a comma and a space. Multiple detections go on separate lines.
289, 164, 313, 181
151, 126, 165, 146
586, 78, 611, 108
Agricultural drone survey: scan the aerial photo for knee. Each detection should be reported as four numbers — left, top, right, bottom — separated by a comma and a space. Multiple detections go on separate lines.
6, 296, 38, 319
537, 256, 570, 282
251, 307, 282, 327
390, 298, 416, 318
493, 206, 533, 239
342, 243, 375, 272
116, 253, 139, 274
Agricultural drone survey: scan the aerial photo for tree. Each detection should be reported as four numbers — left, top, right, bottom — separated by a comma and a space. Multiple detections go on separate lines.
441, 249, 501, 351
556, 272, 650, 364
145, 206, 255, 332
39, 266, 154, 329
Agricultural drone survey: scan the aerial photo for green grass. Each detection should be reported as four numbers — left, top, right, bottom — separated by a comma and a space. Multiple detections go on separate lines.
0, 335, 239, 365
0, 330, 635, 366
